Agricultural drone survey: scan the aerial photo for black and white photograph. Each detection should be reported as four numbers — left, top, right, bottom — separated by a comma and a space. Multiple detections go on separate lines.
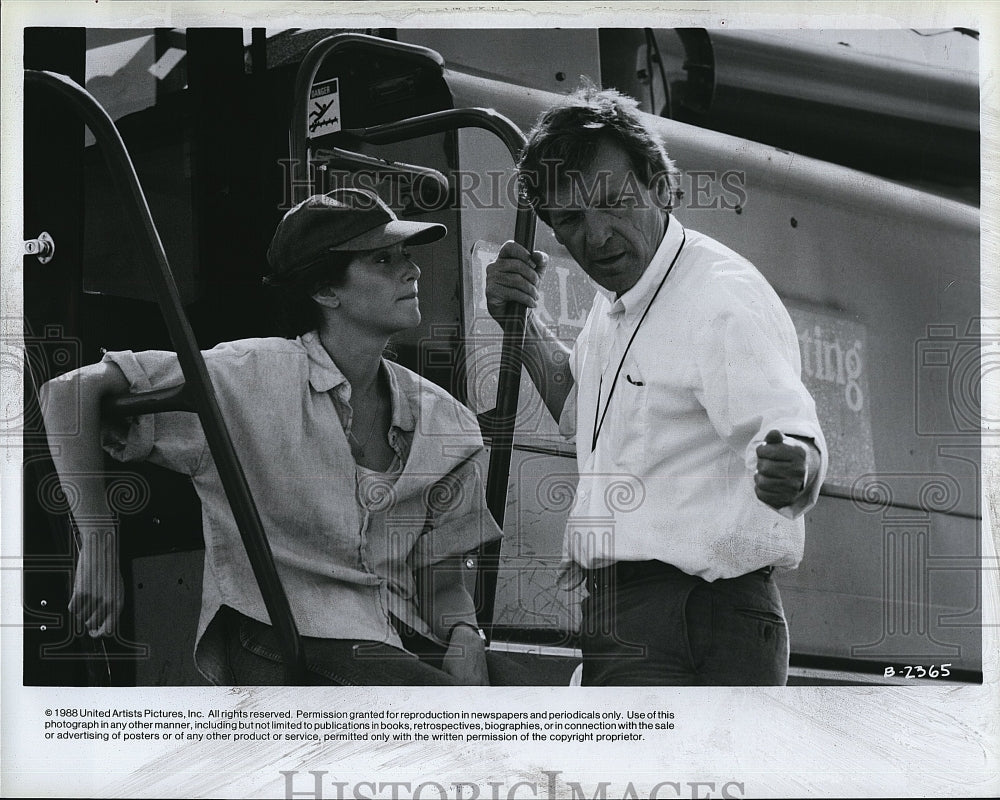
2, 2, 997, 797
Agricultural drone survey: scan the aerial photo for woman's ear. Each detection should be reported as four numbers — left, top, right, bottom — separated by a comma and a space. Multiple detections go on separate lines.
312, 285, 341, 309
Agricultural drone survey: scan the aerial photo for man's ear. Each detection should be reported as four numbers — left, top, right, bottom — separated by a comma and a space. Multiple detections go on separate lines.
651, 172, 673, 211
312, 286, 340, 309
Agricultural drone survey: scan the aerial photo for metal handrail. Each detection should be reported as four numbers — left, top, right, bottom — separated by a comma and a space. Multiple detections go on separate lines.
288, 33, 447, 195
102, 384, 194, 417
25, 69, 306, 684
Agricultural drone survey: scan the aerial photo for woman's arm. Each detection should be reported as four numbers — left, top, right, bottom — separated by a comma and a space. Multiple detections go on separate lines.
416, 556, 489, 686
40, 362, 131, 637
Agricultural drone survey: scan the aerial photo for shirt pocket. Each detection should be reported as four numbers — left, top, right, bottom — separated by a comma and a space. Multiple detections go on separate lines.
604, 355, 649, 468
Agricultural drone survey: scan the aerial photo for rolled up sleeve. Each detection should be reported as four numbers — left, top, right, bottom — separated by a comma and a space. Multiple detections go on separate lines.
408, 453, 503, 569
100, 350, 207, 475
695, 288, 828, 519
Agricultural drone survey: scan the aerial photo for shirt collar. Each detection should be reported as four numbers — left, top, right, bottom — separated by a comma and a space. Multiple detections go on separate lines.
301, 330, 349, 394
608, 216, 685, 319
383, 362, 416, 432
299, 330, 416, 433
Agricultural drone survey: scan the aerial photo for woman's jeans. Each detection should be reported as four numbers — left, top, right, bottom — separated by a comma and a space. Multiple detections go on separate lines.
219, 607, 528, 686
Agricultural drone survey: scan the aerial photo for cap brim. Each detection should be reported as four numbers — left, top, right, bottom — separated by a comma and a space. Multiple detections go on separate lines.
327, 219, 447, 252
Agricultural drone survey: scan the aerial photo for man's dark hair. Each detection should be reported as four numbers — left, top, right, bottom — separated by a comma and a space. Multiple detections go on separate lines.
268, 252, 354, 338
517, 85, 681, 225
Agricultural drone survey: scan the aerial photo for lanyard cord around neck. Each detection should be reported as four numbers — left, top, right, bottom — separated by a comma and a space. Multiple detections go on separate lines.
591, 230, 686, 452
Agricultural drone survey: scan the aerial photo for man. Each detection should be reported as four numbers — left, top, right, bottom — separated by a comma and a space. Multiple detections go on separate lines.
485, 87, 827, 685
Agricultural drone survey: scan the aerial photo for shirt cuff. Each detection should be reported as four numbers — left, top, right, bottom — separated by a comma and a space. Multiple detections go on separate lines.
782, 437, 811, 491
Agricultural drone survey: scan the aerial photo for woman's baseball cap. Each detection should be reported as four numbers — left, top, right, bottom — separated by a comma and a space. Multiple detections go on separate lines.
264, 188, 447, 285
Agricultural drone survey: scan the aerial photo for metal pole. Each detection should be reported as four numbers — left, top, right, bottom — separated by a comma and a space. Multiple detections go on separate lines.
340, 109, 535, 635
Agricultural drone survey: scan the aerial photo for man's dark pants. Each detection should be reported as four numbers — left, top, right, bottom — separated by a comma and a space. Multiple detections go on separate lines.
580, 560, 789, 686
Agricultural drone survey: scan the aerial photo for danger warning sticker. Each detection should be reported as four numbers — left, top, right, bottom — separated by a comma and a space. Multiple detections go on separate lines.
308, 77, 342, 138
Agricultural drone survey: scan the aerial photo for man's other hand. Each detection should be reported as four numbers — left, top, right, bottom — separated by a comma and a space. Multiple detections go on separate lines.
754, 429, 820, 510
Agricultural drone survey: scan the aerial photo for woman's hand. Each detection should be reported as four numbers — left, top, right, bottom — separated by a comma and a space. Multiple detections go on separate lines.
69, 531, 125, 638
442, 623, 490, 685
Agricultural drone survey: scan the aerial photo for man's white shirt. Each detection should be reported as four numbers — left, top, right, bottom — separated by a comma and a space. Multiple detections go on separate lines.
558, 218, 828, 584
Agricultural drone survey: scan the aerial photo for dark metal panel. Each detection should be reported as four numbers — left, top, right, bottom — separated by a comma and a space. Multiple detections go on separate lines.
131, 550, 208, 686
22, 27, 91, 687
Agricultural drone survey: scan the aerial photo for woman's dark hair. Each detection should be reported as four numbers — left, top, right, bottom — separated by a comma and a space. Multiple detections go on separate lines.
518, 85, 681, 225
268, 252, 355, 338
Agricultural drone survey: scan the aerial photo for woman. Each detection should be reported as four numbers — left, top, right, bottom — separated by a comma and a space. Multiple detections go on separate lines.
41, 188, 502, 686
